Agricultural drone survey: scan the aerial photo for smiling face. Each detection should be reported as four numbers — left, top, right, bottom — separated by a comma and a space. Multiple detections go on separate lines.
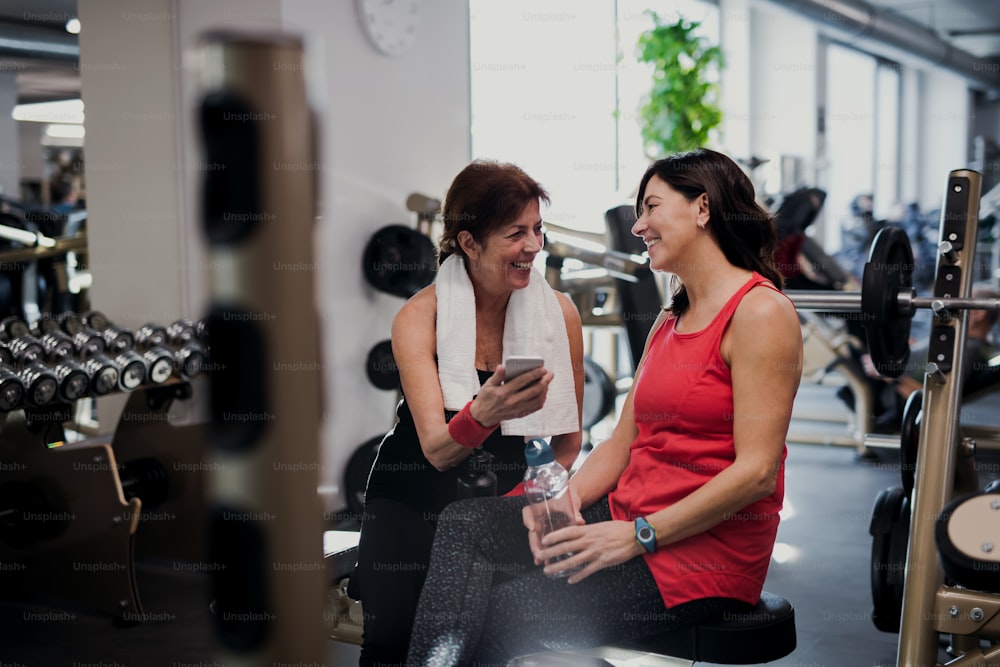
631, 175, 708, 273
460, 198, 544, 294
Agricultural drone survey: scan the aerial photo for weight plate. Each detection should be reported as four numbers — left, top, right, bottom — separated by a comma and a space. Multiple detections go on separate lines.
936, 492, 1000, 592
869, 485, 909, 633
344, 436, 382, 515
365, 340, 399, 391
899, 390, 921, 498
362, 225, 437, 298
582, 356, 615, 430
861, 226, 914, 378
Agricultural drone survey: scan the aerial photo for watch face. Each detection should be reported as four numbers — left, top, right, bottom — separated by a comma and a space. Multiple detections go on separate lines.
357, 0, 421, 57
638, 526, 653, 542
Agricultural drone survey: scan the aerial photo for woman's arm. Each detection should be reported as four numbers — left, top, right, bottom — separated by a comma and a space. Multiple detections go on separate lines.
549, 291, 584, 471
393, 287, 552, 471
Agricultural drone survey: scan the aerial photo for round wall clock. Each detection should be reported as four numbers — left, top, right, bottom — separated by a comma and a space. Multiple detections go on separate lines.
356, 0, 422, 57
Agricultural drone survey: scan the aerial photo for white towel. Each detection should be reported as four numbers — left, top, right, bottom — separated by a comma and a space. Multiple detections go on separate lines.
436, 254, 579, 437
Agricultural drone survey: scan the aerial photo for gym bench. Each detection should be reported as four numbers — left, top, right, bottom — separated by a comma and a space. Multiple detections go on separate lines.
323, 530, 796, 666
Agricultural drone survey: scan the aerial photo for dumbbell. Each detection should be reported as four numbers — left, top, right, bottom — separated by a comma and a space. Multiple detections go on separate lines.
34, 330, 95, 402
39, 330, 75, 362
166, 319, 198, 345
134, 322, 204, 382
57, 311, 85, 336
82, 354, 120, 397
0, 367, 24, 411
81, 310, 111, 332
172, 320, 209, 379
82, 311, 136, 355
30, 312, 61, 338
18, 361, 59, 408
145, 320, 207, 380
82, 351, 147, 395
135, 323, 168, 349
113, 350, 148, 391
51, 359, 91, 403
135, 323, 178, 384
0, 316, 29, 343
72, 327, 107, 359
6, 334, 45, 367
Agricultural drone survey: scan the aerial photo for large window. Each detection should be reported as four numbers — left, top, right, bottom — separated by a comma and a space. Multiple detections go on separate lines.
822, 43, 901, 252
469, 0, 719, 235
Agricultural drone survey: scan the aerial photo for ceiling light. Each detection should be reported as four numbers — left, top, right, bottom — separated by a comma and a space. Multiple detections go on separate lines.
44, 124, 85, 139
12, 99, 84, 124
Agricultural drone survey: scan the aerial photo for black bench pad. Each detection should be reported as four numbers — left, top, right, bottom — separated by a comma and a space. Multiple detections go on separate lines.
611, 591, 796, 664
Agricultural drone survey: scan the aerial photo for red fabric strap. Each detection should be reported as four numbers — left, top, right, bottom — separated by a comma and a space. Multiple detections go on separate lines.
447, 402, 496, 449
502, 484, 526, 497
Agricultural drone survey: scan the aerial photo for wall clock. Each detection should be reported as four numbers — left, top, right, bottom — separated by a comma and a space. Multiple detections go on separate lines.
356, 0, 422, 57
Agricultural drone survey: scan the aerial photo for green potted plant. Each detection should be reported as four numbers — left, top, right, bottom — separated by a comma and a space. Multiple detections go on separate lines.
636, 12, 724, 157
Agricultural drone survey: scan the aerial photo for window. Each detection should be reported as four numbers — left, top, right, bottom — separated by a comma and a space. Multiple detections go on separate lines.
469, 0, 719, 234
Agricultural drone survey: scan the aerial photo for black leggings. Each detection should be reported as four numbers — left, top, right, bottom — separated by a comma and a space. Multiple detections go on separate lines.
354, 497, 438, 667
406, 496, 750, 667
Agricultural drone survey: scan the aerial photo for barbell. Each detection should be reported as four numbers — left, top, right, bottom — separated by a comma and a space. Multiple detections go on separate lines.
787, 226, 999, 378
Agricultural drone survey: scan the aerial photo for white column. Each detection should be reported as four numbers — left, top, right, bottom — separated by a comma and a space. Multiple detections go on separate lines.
0, 71, 20, 197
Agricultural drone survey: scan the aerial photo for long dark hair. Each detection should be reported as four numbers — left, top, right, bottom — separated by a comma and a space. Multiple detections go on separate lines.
635, 149, 782, 315
438, 160, 550, 265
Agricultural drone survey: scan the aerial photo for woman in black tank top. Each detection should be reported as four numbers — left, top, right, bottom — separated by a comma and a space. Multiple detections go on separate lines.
353, 160, 584, 667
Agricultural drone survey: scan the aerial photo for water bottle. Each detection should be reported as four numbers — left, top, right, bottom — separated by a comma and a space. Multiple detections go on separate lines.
456, 448, 497, 499
523, 438, 576, 577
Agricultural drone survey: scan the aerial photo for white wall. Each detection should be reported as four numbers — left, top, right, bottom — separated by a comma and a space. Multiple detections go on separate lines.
77, 0, 470, 511
918, 69, 973, 211
280, 0, 472, 510
0, 72, 20, 198
18, 122, 45, 186
748, 4, 818, 197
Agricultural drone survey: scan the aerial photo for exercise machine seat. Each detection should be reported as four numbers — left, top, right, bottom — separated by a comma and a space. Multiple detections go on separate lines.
324, 532, 795, 664
610, 591, 797, 664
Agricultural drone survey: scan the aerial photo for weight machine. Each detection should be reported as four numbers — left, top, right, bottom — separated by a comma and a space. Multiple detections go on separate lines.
788, 169, 1000, 666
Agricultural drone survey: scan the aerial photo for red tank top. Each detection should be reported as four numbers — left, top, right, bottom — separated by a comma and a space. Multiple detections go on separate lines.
608, 272, 786, 607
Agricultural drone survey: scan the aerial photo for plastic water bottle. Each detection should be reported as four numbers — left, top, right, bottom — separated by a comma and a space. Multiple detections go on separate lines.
523, 438, 576, 577
456, 448, 497, 499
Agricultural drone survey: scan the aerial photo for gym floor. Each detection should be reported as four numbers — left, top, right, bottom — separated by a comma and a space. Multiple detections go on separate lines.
1, 382, 997, 667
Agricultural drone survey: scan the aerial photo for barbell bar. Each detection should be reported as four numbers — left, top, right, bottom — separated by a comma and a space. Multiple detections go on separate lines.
786, 290, 1000, 315
785, 225, 994, 378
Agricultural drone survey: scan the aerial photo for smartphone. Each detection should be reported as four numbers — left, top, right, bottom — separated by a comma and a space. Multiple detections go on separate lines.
504, 356, 544, 380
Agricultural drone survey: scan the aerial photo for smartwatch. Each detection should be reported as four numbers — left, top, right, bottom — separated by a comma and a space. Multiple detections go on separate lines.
635, 516, 657, 553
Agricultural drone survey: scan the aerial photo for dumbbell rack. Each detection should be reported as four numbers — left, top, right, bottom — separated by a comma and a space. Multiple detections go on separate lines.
0, 323, 211, 625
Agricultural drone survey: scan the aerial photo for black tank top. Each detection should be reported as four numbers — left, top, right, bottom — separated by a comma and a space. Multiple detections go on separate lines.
363, 369, 527, 518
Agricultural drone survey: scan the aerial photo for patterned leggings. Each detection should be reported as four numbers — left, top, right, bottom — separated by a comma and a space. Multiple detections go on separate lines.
405, 495, 749, 667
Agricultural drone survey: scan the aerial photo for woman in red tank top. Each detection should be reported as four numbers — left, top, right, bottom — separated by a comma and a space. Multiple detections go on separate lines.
406, 149, 804, 666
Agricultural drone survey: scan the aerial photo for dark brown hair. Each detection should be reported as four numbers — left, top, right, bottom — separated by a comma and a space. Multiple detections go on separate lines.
438, 159, 550, 265
635, 149, 782, 315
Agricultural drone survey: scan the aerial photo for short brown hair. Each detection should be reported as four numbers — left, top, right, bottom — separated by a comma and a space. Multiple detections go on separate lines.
438, 160, 549, 264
